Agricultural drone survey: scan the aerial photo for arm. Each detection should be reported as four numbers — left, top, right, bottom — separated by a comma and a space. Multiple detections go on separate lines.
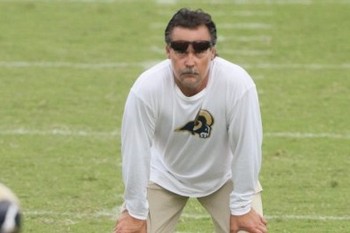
120, 91, 156, 220
229, 86, 262, 215
228, 86, 267, 232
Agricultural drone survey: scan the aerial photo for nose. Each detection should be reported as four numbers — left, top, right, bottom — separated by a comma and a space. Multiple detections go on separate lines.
184, 48, 196, 67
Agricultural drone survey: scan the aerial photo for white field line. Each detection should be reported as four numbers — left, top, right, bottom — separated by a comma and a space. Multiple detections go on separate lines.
213, 11, 273, 17
0, 128, 121, 138
218, 35, 272, 43
156, 0, 177, 4
219, 23, 272, 30
1, 129, 350, 140
244, 63, 350, 70
157, 10, 273, 17
206, 0, 350, 4
220, 49, 273, 56
0, 0, 118, 2
265, 132, 350, 140
267, 215, 350, 221
150, 46, 167, 54
1, 61, 350, 70
0, 61, 132, 69
23, 209, 350, 221
225, 0, 313, 4
181, 213, 350, 221
0, 0, 349, 4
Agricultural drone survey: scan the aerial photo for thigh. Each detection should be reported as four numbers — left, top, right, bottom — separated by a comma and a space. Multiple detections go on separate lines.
197, 181, 264, 233
197, 181, 232, 233
147, 182, 188, 233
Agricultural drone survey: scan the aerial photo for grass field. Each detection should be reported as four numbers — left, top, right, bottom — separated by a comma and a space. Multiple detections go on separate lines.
0, 0, 349, 232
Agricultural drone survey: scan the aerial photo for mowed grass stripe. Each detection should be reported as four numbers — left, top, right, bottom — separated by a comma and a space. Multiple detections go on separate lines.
1, 61, 349, 70
0, 128, 121, 138
1, 129, 350, 140
0, 0, 348, 4
23, 209, 350, 221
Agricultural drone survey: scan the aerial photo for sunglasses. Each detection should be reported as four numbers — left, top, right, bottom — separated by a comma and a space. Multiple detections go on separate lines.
169, 40, 212, 54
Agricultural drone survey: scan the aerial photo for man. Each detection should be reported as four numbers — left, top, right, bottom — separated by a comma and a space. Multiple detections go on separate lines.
0, 183, 21, 233
115, 8, 267, 233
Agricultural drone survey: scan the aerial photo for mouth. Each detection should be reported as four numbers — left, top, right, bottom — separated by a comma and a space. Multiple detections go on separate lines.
180, 71, 199, 77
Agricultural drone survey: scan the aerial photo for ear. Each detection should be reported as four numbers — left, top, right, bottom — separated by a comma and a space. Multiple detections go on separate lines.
166, 45, 171, 59
210, 47, 217, 60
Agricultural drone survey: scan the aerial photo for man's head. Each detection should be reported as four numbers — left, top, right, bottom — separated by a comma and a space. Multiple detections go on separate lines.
164, 8, 217, 97
164, 8, 217, 46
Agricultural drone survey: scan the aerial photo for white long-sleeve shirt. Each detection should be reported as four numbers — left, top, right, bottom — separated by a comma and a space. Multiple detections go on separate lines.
121, 57, 263, 220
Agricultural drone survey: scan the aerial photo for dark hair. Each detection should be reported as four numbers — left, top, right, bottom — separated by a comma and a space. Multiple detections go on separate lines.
164, 8, 217, 45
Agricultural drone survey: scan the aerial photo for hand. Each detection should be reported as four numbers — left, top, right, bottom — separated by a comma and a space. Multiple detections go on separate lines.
230, 209, 267, 233
114, 211, 147, 233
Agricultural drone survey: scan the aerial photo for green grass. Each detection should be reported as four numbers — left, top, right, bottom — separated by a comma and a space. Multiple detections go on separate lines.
0, 0, 349, 232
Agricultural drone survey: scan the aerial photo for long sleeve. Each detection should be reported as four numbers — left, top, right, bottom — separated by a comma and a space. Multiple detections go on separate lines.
121, 91, 155, 220
228, 86, 263, 216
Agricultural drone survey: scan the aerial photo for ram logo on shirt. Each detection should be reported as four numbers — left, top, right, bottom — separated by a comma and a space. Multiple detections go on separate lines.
175, 109, 214, 138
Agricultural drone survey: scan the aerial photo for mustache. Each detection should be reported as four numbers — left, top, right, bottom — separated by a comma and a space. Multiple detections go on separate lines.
180, 68, 199, 75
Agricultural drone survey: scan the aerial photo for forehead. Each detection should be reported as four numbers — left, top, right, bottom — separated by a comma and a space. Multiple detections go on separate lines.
170, 25, 211, 41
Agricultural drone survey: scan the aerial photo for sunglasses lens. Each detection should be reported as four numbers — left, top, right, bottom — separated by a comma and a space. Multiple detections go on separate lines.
192, 41, 212, 53
170, 41, 190, 53
170, 41, 212, 54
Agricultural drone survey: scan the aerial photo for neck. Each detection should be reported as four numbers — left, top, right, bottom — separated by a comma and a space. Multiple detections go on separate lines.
175, 76, 209, 97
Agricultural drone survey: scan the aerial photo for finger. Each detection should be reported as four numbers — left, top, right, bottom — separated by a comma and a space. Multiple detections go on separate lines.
260, 215, 268, 225
257, 223, 268, 233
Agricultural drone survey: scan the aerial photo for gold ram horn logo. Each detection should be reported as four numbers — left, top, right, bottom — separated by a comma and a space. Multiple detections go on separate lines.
175, 109, 214, 138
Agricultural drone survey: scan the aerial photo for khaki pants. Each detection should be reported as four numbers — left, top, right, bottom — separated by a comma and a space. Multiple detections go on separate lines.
146, 181, 263, 233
